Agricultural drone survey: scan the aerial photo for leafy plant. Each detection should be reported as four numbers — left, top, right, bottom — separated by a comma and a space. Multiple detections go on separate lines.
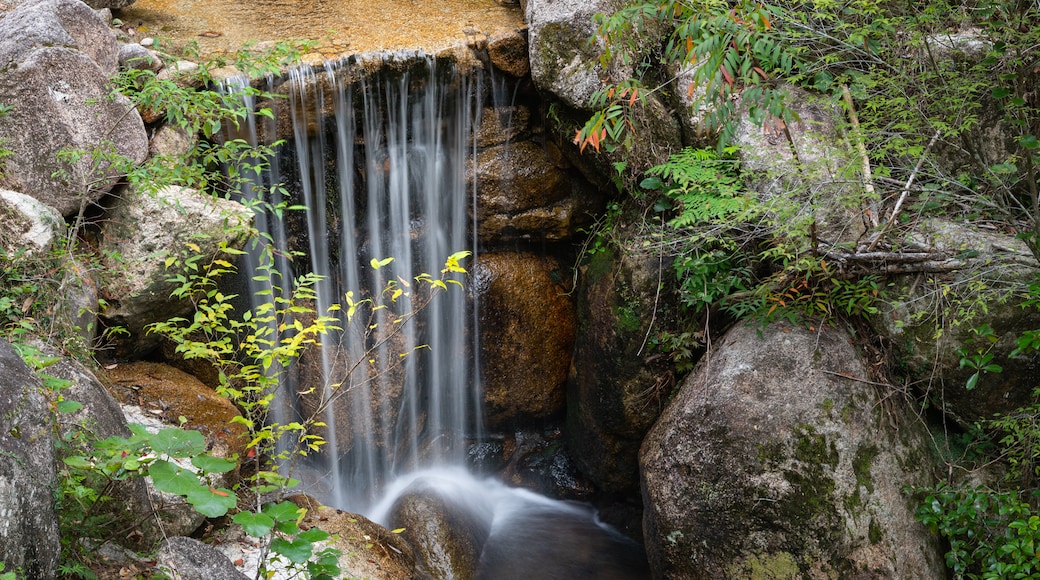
916, 484, 1040, 579
577, 0, 797, 151
640, 147, 750, 228
233, 501, 341, 579
956, 324, 1003, 391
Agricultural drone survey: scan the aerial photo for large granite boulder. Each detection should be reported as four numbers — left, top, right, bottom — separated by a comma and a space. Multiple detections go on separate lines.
526, 0, 625, 111
526, 0, 682, 177
734, 86, 862, 245
0, 339, 60, 579
0, 0, 148, 216
156, 536, 249, 580
97, 185, 253, 358
476, 252, 575, 429
872, 218, 1040, 424
640, 321, 945, 578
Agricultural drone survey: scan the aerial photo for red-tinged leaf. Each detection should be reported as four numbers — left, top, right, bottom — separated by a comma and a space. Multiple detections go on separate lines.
209, 486, 229, 497
246, 447, 257, 458
628, 89, 638, 106
721, 66, 734, 85
753, 66, 768, 80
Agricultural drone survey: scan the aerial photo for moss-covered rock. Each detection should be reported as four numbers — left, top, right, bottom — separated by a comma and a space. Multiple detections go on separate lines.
640, 321, 945, 578
872, 218, 1040, 424
567, 232, 681, 495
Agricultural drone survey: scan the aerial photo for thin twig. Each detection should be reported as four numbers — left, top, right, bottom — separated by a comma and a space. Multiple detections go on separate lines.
637, 226, 665, 357
821, 369, 896, 389
866, 128, 942, 251
842, 84, 878, 228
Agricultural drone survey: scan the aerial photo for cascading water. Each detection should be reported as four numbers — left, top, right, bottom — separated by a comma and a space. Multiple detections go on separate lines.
239, 52, 648, 577
271, 53, 483, 510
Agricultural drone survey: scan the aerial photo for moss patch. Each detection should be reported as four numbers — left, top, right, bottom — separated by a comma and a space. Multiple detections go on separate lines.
727, 551, 801, 579
852, 444, 879, 493
868, 517, 883, 545
793, 424, 838, 468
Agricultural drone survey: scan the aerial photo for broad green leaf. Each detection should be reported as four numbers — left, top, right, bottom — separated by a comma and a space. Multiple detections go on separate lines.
298, 528, 330, 543
966, 372, 980, 391
186, 485, 237, 517
191, 454, 238, 474
640, 176, 665, 190
270, 537, 313, 563
150, 428, 207, 457
263, 500, 304, 522
233, 511, 275, 537
149, 459, 203, 496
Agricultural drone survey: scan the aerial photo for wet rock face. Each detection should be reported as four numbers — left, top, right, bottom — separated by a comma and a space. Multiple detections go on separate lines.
567, 242, 676, 496
475, 252, 575, 430
640, 322, 945, 579
472, 131, 601, 244
487, 27, 530, 78
0, 339, 60, 579
389, 481, 491, 580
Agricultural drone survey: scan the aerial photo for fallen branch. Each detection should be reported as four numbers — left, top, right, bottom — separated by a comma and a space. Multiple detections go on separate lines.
823, 250, 948, 264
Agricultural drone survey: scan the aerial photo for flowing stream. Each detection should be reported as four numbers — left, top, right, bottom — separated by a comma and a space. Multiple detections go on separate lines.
238, 52, 647, 577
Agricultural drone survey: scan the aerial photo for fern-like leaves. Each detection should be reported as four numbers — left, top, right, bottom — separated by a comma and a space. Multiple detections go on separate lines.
642, 147, 749, 228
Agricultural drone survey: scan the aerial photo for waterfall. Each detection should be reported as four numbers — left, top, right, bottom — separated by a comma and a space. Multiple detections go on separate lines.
253, 53, 485, 511
226, 51, 650, 577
